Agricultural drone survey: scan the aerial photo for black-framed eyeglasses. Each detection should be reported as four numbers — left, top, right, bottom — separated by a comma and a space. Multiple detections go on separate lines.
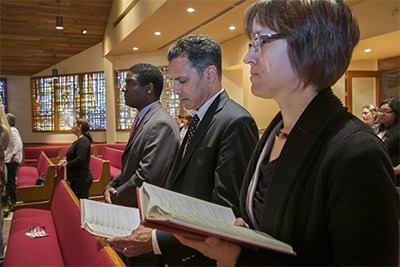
249, 33, 283, 52
125, 79, 136, 87
378, 109, 394, 114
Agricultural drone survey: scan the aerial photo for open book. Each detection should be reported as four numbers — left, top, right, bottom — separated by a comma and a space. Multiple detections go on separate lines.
80, 199, 141, 238
137, 182, 296, 256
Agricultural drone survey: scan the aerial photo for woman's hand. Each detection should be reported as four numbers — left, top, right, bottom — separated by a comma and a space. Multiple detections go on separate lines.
173, 217, 249, 267
174, 235, 241, 267
57, 159, 67, 168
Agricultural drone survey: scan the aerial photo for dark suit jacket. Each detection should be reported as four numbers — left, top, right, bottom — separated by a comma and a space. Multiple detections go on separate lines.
237, 88, 399, 266
156, 90, 259, 265
106, 102, 180, 207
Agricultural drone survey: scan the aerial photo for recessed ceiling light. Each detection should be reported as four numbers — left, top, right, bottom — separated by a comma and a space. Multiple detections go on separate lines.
154, 31, 161, 36
229, 26, 236, 31
187, 7, 195, 13
132, 47, 139, 51
82, 29, 88, 34
364, 48, 372, 53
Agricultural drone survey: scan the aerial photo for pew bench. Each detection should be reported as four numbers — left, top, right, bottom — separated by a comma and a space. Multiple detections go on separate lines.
102, 147, 123, 179
22, 146, 62, 165
4, 179, 125, 266
89, 155, 111, 200
16, 151, 57, 205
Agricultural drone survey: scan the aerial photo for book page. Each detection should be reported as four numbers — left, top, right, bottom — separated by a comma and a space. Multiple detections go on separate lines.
81, 199, 140, 237
142, 183, 236, 225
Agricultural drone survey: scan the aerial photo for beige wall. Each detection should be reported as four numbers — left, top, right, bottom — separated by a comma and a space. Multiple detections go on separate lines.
2, 35, 382, 144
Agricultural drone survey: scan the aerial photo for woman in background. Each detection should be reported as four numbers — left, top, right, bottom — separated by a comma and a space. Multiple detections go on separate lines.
361, 104, 379, 130
376, 98, 400, 185
58, 118, 93, 199
175, 0, 399, 265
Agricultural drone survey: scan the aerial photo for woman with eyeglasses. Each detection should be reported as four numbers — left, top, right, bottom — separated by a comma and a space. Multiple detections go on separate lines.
361, 104, 379, 130
376, 98, 400, 185
174, 0, 399, 265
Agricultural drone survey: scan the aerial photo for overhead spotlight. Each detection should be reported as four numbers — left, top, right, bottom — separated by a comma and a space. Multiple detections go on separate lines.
56, 16, 64, 30
82, 29, 88, 34
132, 47, 139, 51
229, 26, 236, 31
187, 7, 195, 13
364, 48, 372, 53
154, 31, 161, 36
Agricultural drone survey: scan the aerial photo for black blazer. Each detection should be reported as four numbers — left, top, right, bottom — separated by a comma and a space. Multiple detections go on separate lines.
157, 90, 259, 265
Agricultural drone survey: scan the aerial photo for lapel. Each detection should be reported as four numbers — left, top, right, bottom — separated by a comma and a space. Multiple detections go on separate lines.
122, 103, 161, 160
174, 91, 228, 179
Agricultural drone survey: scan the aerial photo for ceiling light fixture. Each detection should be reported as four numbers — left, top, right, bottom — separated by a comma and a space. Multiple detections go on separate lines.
187, 7, 195, 13
132, 47, 139, 51
154, 31, 161, 36
229, 26, 236, 31
82, 29, 88, 34
364, 48, 372, 53
55, 0, 63, 30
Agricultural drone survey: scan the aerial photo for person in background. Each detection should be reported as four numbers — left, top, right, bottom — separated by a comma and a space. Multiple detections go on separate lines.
105, 34, 259, 266
174, 0, 399, 265
58, 118, 93, 199
179, 114, 192, 141
4, 113, 23, 212
0, 108, 10, 265
361, 104, 379, 130
173, 115, 183, 130
376, 98, 400, 185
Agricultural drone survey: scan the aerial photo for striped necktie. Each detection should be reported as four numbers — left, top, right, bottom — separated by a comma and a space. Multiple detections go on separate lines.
129, 115, 140, 137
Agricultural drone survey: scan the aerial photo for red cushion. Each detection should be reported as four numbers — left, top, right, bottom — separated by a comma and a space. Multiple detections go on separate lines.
107, 143, 127, 151
90, 156, 103, 182
102, 147, 123, 170
4, 209, 64, 266
36, 152, 51, 176
16, 166, 39, 186
109, 166, 120, 179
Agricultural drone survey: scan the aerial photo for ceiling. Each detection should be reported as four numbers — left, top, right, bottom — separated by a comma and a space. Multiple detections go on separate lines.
0, 0, 399, 77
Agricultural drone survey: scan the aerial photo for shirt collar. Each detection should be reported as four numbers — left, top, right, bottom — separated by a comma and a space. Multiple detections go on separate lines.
192, 88, 224, 120
137, 101, 158, 121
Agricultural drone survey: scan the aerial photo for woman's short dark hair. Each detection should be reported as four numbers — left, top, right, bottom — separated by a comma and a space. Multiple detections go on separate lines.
129, 63, 164, 98
244, 0, 360, 90
167, 34, 222, 80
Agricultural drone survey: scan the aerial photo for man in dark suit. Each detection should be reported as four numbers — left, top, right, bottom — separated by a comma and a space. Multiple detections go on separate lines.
104, 63, 180, 208
105, 35, 259, 266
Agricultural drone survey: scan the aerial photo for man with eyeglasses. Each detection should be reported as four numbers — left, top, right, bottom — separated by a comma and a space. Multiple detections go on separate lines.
104, 63, 180, 208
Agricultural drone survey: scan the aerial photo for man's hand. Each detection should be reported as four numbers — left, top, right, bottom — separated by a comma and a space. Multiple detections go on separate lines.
104, 188, 117, 204
105, 225, 153, 257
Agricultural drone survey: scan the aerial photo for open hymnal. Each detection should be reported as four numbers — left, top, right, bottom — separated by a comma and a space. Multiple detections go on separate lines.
137, 182, 296, 256
80, 199, 141, 238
